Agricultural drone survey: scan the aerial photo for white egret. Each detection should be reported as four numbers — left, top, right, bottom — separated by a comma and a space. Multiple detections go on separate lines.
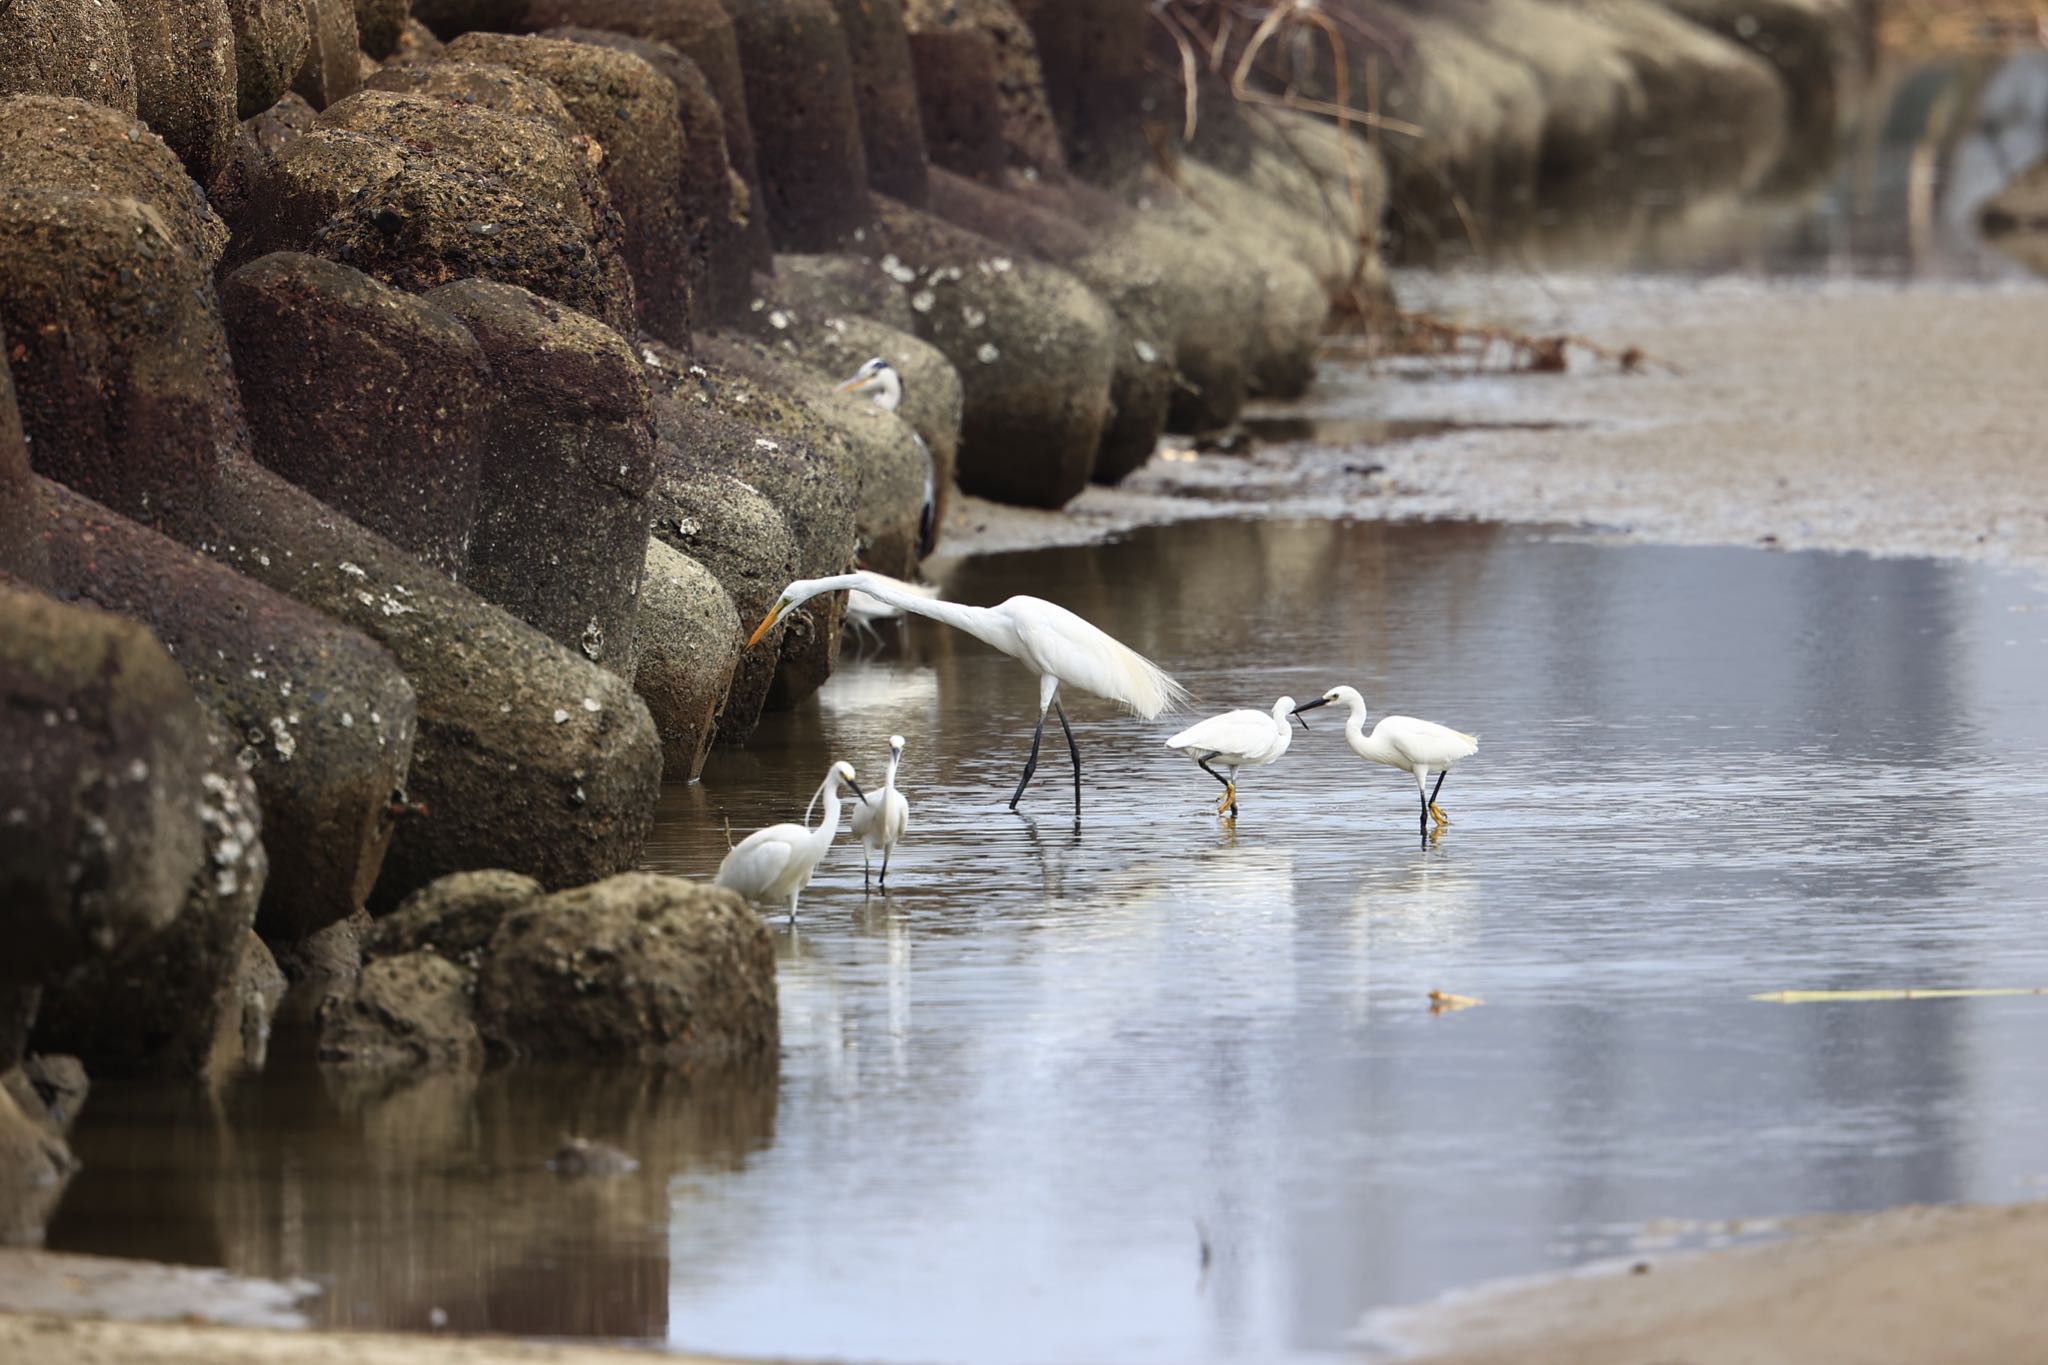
1164, 696, 1305, 818
838, 356, 937, 557
1292, 685, 1478, 845
851, 734, 911, 890
843, 571, 940, 649
714, 760, 867, 922
747, 570, 1189, 819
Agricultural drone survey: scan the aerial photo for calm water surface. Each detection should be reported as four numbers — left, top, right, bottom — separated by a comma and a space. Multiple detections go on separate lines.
48, 518, 2048, 1362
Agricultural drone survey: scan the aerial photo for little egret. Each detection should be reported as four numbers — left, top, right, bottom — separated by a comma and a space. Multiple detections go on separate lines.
714, 760, 867, 921
1164, 696, 1305, 818
1293, 685, 1478, 845
838, 357, 937, 557
746, 570, 1189, 819
851, 734, 911, 890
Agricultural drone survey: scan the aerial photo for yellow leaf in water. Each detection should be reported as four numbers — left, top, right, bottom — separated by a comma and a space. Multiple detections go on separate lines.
1428, 990, 1483, 1014
1750, 987, 2048, 1003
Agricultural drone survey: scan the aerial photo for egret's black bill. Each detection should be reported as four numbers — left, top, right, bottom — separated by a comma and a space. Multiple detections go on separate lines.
848, 778, 869, 802
1292, 698, 1331, 715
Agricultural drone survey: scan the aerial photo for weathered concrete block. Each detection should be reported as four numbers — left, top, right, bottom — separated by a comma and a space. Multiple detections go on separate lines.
364, 869, 543, 969
223, 252, 493, 577
6, 1054, 89, 1136
32, 713, 275, 1078
644, 340, 853, 711
826, 0, 928, 205
1008, 0, 1145, 180
724, 0, 872, 252
0, 1082, 76, 1246
477, 872, 776, 1066
0, 0, 140, 113
0, 173, 663, 912
113, 0, 239, 181
356, 0, 411, 58
647, 455, 797, 746
317, 950, 483, 1068
235, 125, 636, 333
443, 32, 693, 343
635, 541, 739, 782
226, 0, 312, 116
0, 588, 209, 983
0, 336, 47, 588
293, 0, 363, 109
0, 96, 229, 268
37, 479, 418, 945
522, 0, 777, 301
361, 55, 577, 127
536, 27, 743, 325
867, 196, 1115, 507
903, 0, 1062, 177
907, 29, 1005, 184
426, 279, 656, 673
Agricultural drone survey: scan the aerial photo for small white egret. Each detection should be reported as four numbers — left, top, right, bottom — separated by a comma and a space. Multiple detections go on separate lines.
850, 734, 911, 890
838, 356, 937, 557
1292, 685, 1478, 845
714, 760, 867, 922
1164, 696, 1305, 818
747, 570, 1189, 819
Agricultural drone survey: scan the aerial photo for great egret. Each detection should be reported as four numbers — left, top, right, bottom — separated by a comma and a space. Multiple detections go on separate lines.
843, 571, 940, 650
1164, 696, 1305, 818
747, 571, 1189, 819
838, 356, 937, 558
851, 734, 911, 890
715, 760, 867, 921
1293, 685, 1478, 845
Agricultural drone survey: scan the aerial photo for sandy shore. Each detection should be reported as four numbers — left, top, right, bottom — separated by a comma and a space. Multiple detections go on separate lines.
935, 274, 2048, 585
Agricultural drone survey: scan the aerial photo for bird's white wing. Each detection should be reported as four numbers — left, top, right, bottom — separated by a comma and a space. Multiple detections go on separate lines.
1009, 598, 1190, 719
1165, 709, 1273, 758
714, 828, 798, 900
850, 792, 878, 838
1378, 716, 1479, 769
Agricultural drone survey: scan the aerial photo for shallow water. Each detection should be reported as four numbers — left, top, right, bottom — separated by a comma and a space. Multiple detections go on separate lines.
47, 517, 2048, 1361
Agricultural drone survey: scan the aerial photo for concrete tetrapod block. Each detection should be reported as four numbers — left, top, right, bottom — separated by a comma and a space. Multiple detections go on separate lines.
647, 450, 797, 747
824, 0, 928, 206
443, 33, 694, 345
477, 872, 776, 1066
234, 124, 637, 334
294, 0, 364, 109
723, 0, 872, 252
1659, 0, 1863, 187
701, 333, 929, 579
906, 29, 1006, 185
866, 195, 1116, 508
536, 28, 747, 326
0, 182, 664, 912
634, 540, 741, 782
0, 1080, 77, 1247
0, 96, 229, 269
36, 479, 418, 945
921, 170, 1170, 478
111, 0, 239, 183
317, 949, 484, 1068
0, 0, 140, 113
364, 868, 543, 968
31, 713, 278, 1078
1006, 0, 1146, 181
427, 279, 657, 676
520, 0, 777, 316
643, 341, 852, 712
0, 587, 209, 984
356, 0, 411, 58
1, 332, 48, 587
902, 0, 1063, 178
222, 252, 493, 579
225, 0, 312, 116
732, 279, 959, 545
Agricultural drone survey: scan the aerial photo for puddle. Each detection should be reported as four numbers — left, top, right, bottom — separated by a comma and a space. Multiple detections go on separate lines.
46, 518, 2048, 1362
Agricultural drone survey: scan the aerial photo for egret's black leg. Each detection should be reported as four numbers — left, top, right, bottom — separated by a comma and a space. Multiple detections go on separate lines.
1418, 787, 1429, 847
879, 848, 891, 889
1429, 771, 1448, 805
863, 849, 872, 891
1054, 702, 1083, 818
1009, 708, 1049, 809
1196, 755, 1232, 791
1195, 755, 1238, 817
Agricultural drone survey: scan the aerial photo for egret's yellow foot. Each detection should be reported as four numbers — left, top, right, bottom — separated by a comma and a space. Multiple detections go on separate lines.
1215, 782, 1237, 815
1429, 802, 1451, 826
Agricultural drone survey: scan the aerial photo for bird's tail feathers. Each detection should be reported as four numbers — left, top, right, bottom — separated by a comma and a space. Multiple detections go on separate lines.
1123, 651, 1194, 720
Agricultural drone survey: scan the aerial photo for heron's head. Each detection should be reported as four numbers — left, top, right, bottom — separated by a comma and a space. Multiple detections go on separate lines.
830, 759, 867, 801
835, 356, 902, 412
1274, 696, 1308, 730
888, 734, 906, 753
746, 577, 832, 648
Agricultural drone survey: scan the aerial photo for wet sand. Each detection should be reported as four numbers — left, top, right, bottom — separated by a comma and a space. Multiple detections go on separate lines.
937, 276, 2048, 580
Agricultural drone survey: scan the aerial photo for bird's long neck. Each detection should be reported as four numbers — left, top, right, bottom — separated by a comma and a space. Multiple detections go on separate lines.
884, 750, 900, 795
806, 573, 1014, 652
1344, 703, 1396, 764
814, 780, 845, 848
